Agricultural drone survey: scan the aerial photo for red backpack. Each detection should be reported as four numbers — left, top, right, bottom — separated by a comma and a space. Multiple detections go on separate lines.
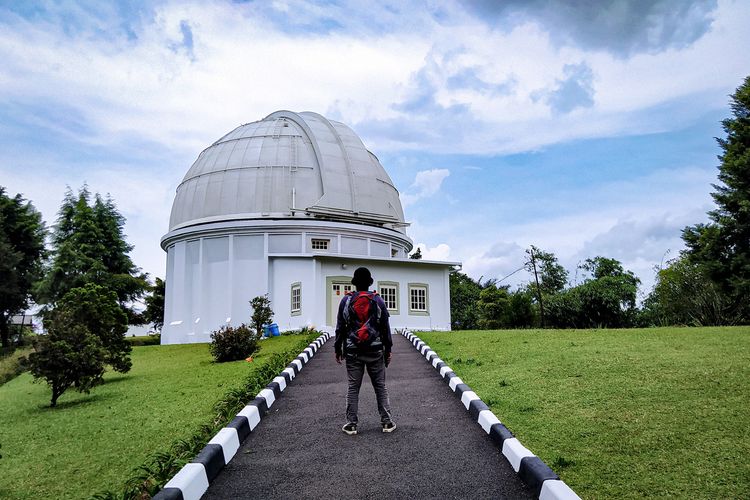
343, 291, 383, 350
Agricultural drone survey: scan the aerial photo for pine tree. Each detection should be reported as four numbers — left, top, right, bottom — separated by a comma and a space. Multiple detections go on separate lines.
0, 187, 46, 347
37, 187, 148, 322
683, 75, 750, 322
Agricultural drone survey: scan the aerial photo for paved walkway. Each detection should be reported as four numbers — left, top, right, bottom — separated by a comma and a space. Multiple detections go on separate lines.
204, 334, 533, 499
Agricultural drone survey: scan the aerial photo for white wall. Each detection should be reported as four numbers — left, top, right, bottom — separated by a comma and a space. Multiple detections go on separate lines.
162, 235, 269, 344
268, 257, 317, 331
318, 260, 451, 331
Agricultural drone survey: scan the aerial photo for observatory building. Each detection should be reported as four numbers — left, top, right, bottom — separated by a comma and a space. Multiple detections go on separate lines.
160, 111, 457, 344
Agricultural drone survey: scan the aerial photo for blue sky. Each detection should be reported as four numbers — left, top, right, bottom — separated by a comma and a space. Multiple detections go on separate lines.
0, 0, 748, 298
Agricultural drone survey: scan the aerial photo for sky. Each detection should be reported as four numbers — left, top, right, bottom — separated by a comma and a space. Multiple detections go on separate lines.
0, 0, 748, 300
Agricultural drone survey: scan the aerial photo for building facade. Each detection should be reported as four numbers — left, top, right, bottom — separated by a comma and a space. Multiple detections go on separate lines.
160, 111, 457, 344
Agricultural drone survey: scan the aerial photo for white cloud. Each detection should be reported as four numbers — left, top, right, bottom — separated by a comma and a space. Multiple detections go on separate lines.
401, 168, 450, 207
411, 164, 716, 294
413, 242, 452, 261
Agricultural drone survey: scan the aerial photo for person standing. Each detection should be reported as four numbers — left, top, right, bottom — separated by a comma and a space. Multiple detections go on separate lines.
334, 267, 396, 435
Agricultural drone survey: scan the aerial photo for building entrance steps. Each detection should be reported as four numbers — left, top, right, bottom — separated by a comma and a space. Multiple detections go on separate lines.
203, 333, 534, 499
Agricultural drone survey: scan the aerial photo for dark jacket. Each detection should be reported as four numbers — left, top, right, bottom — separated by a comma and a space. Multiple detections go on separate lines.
334, 290, 392, 357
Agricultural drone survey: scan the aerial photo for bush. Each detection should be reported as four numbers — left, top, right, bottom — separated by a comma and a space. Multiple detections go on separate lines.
209, 324, 259, 362
126, 334, 161, 346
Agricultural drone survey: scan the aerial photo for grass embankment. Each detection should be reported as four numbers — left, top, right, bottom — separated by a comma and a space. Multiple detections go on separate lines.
419, 327, 750, 499
0, 346, 33, 386
0, 335, 309, 499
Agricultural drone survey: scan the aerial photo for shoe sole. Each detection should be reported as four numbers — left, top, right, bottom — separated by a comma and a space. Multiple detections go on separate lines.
382, 425, 397, 433
342, 428, 357, 435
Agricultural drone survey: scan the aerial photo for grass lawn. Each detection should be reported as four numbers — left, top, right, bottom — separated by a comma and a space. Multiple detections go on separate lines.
418, 327, 750, 499
0, 335, 308, 499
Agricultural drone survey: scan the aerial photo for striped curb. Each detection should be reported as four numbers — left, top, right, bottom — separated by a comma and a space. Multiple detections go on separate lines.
401, 330, 581, 500
153, 331, 333, 500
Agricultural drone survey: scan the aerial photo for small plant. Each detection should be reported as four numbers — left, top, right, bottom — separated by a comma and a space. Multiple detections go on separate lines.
552, 456, 576, 469
249, 295, 274, 338
209, 324, 259, 362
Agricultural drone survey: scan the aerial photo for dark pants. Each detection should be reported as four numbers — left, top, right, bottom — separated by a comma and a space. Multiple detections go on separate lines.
345, 351, 393, 425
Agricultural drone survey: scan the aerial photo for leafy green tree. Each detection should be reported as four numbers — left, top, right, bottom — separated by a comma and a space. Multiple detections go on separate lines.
546, 257, 639, 328
477, 284, 510, 329
641, 256, 729, 326
0, 188, 46, 348
249, 295, 274, 337
683, 75, 750, 322
506, 290, 535, 328
409, 247, 423, 260
144, 277, 166, 332
525, 246, 568, 295
55, 283, 131, 373
449, 271, 482, 330
36, 187, 148, 322
27, 310, 107, 407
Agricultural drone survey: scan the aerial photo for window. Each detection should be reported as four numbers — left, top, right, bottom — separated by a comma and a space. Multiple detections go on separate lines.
291, 283, 301, 315
408, 283, 429, 315
378, 282, 399, 314
391, 247, 399, 258
311, 238, 329, 250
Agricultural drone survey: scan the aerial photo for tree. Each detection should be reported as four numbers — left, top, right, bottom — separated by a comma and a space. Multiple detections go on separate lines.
449, 271, 483, 330
36, 187, 149, 322
545, 256, 639, 328
641, 256, 729, 326
27, 310, 107, 407
682, 75, 750, 322
506, 290, 535, 328
477, 284, 510, 329
0, 188, 46, 348
249, 295, 274, 337
55, 284, 131, 373
409, 247, 423, 260
144, 277, 166, 332
525, 246, 568, 326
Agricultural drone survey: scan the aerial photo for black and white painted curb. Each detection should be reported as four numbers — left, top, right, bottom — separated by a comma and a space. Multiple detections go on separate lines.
401, 330, 581, 500
152, 332, 333, 500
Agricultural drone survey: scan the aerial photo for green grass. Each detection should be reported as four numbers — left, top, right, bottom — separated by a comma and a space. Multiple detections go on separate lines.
0, 346, 33, 386
418, 327, 750, 499
0, 335, 306, 499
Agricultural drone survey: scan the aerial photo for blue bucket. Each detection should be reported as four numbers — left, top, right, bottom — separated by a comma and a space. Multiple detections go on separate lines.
269, 323, 280, 336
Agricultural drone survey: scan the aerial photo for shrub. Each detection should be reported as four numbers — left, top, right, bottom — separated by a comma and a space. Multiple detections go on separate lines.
209, 324, 259, 362
249, 295, 274, 337
126, 334, 161, 346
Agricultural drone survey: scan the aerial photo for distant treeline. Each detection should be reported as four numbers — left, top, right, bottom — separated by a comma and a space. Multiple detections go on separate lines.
450, 75, 750, 330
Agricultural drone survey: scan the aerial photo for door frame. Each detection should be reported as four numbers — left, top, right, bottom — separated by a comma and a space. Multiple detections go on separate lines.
326, 275, 353, 326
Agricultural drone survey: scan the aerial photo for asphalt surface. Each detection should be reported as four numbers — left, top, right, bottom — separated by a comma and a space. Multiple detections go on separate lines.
204, 334, 533, 499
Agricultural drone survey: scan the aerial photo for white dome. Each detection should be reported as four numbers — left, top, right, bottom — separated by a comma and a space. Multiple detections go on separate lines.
169, 111, 406, 233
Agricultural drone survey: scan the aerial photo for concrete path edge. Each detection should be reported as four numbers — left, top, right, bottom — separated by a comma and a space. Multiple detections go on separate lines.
152, 332, 333, 500
402, 330, 582, 500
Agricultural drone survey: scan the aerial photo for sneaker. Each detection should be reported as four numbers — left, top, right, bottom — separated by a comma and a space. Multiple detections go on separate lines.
382, 422, 397, 433
342, 423, 357, 435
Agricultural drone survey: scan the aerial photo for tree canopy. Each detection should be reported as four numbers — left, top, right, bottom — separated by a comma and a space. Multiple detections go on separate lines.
0, 187, 46, 347
144, 277, 166, 332
682, 75, 750, 322
36, 187, 148, 323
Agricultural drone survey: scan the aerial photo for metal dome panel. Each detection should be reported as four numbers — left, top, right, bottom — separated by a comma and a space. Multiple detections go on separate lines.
169, 111, 405, 232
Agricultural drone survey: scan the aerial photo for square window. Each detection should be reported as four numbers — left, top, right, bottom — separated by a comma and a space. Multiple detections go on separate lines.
311, 238, 329, 250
